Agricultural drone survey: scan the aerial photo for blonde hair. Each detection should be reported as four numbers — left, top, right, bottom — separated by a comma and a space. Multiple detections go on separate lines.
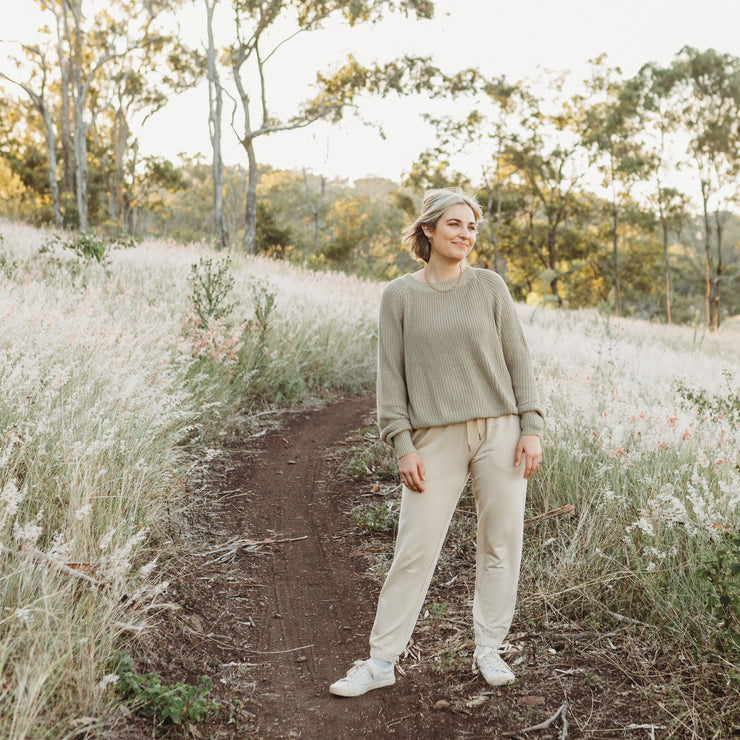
402, 187, 483, 263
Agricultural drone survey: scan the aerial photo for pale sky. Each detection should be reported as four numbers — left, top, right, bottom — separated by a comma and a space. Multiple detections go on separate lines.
3, 0, 740, 184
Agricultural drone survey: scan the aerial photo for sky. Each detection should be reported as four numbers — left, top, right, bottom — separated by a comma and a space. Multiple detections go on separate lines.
3, 0, 740, 184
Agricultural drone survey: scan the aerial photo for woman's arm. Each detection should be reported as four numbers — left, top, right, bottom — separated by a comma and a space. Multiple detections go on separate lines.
376, 282, 415, 458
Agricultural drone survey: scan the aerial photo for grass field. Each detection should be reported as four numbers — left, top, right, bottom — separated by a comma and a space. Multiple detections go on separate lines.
0, 219, 738, 737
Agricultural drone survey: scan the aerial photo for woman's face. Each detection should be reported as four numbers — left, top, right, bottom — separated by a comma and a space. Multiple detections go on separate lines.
423, 203, 477, 262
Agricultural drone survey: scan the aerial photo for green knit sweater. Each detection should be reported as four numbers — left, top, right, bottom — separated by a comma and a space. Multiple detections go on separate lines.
377, 267, 544, 459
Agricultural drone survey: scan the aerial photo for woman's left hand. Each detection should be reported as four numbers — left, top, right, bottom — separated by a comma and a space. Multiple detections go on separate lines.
515, 434, 542, 479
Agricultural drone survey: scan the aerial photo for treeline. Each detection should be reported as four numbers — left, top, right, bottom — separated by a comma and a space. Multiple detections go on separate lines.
0, 2, 739, 326
129, 161, 738, 324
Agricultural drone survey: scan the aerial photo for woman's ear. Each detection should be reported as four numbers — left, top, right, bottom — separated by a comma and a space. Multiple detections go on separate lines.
421, 224, 433, 239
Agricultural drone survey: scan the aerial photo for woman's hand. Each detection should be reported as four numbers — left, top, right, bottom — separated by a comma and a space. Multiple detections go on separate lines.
515, 434, 542, 479
398, 452, 426, 493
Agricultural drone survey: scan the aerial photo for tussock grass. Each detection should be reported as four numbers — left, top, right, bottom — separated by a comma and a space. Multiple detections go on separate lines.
0, 220, 379, 738
2, 217, 738, 736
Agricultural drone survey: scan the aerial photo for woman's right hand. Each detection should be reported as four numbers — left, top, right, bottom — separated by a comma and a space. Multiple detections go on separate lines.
398, 452, 426, 493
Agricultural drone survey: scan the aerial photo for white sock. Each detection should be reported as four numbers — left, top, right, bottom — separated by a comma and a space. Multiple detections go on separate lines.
369, 657, 392, 670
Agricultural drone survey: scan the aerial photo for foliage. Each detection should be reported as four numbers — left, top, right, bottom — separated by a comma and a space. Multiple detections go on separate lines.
41, 230, 137, 265
112, 652, 218, 725
351, 501, 398, 535
188, 257, 237, 326
698, 531, 740, 650
675, 370, 740, 424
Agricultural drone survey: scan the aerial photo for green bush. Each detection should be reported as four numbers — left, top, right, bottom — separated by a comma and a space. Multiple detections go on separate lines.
112, 652, 218, 726
351, 501, 398, 535
188, 257, 236, 326
698, 531, 740, 652
675, 369, 740, 424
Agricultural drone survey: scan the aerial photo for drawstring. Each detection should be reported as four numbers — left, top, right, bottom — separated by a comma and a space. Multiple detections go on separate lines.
466, 419, 485, 451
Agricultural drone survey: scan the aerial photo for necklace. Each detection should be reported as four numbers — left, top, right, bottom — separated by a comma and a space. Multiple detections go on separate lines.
424, 263, 464, 293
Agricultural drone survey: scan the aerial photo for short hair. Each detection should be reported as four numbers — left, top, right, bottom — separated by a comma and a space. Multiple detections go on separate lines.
402, 187, 483, 263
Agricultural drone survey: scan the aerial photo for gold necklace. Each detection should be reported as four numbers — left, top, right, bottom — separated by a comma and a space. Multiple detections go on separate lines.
424, 263, 464, 293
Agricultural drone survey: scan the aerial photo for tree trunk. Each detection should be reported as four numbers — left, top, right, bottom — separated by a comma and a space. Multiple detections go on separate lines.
73, 97, 89, 231
40, 105, 63, 228
206, 0, 228, 250
611, 200, 621, 317
243, 136, 258, 254
59, 58, 74, 195
713, 208, 724, 331
661, 216, 673, 324
112, 105, 126, 225
700, 181, 714, 330
303, 168, 325, 254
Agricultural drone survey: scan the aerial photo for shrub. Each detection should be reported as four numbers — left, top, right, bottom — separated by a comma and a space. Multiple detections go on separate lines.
112, 652, 218, 726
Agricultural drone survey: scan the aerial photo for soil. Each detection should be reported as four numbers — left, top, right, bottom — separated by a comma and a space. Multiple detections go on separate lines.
109, 394, 737, 740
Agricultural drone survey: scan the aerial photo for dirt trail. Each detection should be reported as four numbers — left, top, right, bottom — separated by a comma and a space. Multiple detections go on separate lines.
224, 394, 468, 738
134, 394, 473, 739
125, 394, 700, 740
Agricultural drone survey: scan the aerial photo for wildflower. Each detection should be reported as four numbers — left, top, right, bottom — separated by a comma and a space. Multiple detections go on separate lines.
99, 527, 116, 552
48, 532, 75, 560
14, 520, 43, 545
14, 607, 31, 624
75, 504, 92, 520
626, 516, 654, 537
97, 674, 119, 690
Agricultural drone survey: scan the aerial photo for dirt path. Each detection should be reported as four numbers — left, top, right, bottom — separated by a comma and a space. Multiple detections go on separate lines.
122, 394, 718, 739
134, 394, 476, 739
219, 394, 471, 738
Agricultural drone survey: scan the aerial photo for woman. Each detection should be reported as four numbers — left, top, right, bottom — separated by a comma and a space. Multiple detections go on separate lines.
330, 187, 543, 697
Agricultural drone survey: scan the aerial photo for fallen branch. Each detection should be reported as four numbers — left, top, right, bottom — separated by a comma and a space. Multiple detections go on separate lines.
241, 643, 313, 654
503, 700, 568, 735
1, 545, 101, 587
196, 535, 308, 559
605, 609, 650, 627
524, 504, 575, 527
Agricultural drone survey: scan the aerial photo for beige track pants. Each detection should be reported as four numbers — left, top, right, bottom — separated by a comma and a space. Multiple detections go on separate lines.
369, 415, 527, 663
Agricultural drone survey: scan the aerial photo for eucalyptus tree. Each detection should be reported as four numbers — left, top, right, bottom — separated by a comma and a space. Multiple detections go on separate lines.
503, 76, 590, 305
32, 0, 177, 231
580, 57, 653, 317
624, 62, 691, 323
203, 0, 229, 249
0, 43, 63, 226
659, 47, 740, 330
226, 0, 435, 254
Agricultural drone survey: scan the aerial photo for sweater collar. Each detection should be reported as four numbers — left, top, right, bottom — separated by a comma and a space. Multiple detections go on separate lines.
403, 266, 476, 292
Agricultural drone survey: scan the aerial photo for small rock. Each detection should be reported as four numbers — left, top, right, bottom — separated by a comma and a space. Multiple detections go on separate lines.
274, 613, 282, 619
517, 695, 546, 707
433, 699, 450, 711
296, 656, 307, 663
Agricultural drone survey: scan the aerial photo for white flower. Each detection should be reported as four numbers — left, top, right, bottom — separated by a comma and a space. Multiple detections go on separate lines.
99, 527, 116, 552
75, 504, 92, 520
14, 521, 43, 545
48, 532, 75, 560
626, 516, 654, 537
97, 673, 120, 690
14, 607, 31, 623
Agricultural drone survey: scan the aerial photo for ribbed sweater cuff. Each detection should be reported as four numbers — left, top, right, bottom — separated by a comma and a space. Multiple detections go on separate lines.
391, 430, 416, 459
520, 411, 544, 436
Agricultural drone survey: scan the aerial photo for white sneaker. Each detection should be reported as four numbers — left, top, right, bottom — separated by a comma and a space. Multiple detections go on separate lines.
472, 647, 515, 686
329, 659, 395, 697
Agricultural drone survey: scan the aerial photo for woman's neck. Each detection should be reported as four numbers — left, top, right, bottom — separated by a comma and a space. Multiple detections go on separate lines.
425, 255, 464, 282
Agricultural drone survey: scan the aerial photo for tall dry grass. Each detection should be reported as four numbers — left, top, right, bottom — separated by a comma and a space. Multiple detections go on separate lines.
1, 219, 738, 736
0, 220, 380, 738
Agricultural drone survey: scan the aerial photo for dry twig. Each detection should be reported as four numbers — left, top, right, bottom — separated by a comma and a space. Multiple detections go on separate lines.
1, 545, 101, 587
524, 504, 575, 527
